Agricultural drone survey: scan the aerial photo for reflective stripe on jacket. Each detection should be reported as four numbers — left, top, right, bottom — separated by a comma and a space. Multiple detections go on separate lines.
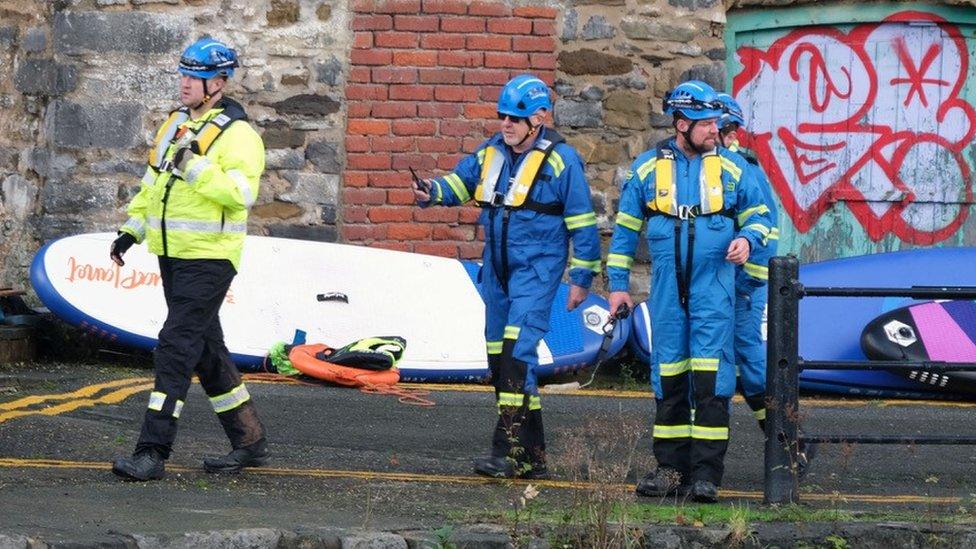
119, 99, 264, 270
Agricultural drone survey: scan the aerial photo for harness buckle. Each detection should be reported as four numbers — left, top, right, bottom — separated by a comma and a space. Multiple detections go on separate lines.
158, 159, 174, 173
490, 191, 505, 207
677, 205, 698, 220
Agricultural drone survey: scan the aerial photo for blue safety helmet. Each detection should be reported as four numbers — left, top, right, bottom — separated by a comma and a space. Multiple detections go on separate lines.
178, 37, 239, 80
716, 92, 746, 130
663, 80, 724, 120
497, 74, 553, 118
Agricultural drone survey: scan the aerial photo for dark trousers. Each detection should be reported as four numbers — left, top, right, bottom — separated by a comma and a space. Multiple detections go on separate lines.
654, 369, 730, 486
136, 257, 265, 458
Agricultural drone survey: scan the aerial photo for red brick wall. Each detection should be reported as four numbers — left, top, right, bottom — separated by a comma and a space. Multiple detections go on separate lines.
343, 0, 558, 258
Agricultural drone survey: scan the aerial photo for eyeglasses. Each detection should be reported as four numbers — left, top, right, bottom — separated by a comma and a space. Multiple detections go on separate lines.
497, 112, 526, 124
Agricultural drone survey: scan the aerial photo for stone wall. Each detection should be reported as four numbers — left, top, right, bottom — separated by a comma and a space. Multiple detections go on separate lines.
553, 0, 728, 293
1, 0, 738, 297
0, 0, 350, 290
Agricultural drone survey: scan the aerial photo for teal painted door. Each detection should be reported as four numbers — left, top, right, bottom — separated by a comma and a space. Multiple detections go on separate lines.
728, 8, 976, 261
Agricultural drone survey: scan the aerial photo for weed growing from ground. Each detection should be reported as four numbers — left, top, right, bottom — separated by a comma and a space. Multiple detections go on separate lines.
725, 503, 755, 548
549, 407, 649, 548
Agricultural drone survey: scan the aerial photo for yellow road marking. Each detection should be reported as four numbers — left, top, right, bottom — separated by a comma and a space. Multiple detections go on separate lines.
0, 377, 151, 411
0, 383, 153, 424
2, 374, 974, 429
0, 457, 960, 505
397, 382, 976, 408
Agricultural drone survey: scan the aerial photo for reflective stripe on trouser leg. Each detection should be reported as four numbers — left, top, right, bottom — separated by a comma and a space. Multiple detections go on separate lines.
744, 392, 766, 433
147, 391, 185, 418
209, 384, 250, 413
196, 316, 266, 450
744, 393, 766, 418
691, 361, 731, 486
136, 257, 236, 458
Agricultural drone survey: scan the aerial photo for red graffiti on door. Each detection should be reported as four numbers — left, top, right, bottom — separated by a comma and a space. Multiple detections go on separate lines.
733, 11, 975, 244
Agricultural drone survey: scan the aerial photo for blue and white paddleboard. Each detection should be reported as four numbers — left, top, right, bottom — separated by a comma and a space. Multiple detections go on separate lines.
30, 233, 628, 382
628, 247, 976, 398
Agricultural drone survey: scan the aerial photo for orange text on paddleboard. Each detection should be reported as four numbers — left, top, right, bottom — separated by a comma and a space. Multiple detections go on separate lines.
64, 256, 236, 303
65, 257, 162, 290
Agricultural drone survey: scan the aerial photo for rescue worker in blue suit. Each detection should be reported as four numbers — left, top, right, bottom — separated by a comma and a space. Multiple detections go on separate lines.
716, 93, 816, 476
607, 81, 774, 502
412, 74, 601, 480
715, 93, 778, 433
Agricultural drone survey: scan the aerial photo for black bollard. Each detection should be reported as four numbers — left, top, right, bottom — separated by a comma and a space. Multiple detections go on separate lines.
764, 255, 801, 504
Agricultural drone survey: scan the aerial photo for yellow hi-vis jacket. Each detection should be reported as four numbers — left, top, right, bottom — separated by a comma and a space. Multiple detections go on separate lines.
119, 98, 264, 271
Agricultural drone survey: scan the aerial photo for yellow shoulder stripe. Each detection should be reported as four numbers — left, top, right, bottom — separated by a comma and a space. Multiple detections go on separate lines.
547, 151, 565, 178
720, 157, 742, 182
636, 158, 656, 181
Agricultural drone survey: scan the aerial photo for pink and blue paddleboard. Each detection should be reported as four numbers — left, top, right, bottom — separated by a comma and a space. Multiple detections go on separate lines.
862, 300, 976, 395
629, 247, 976, 398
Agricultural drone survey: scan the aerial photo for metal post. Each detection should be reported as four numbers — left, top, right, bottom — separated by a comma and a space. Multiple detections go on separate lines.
764, 255, 801, 504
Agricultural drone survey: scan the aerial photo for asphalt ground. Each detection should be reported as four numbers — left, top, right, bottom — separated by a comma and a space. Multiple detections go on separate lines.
2, 361, 976, 542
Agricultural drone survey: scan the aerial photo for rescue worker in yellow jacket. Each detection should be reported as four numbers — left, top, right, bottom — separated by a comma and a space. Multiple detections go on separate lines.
109, 37, 268, 481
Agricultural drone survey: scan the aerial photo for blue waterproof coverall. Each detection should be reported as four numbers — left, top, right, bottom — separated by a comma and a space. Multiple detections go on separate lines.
421, 127, 601, 465
607, 138, 773, 486
731, 143, 779, 427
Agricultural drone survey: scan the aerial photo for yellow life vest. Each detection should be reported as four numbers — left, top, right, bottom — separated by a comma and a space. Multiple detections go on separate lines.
148, 101, 247, 173
648, 147, 726, 219
474, 131, 564, 214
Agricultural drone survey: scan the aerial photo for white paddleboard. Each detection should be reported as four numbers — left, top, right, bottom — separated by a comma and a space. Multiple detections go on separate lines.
31, 233, 488, 378
32, 233, 630, 381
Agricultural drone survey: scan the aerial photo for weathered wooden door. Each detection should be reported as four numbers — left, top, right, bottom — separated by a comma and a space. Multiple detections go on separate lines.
727, 6, 976, 260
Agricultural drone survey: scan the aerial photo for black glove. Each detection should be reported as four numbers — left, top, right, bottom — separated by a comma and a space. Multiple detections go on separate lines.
110, 233, 137, 266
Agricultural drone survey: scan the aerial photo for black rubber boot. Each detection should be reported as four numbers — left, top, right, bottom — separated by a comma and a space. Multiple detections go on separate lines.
635, 467, 688, 497
690, 480, 719, 503
203, 439, 269, 473
473, 455, 515, 478
112, 448, 165, 481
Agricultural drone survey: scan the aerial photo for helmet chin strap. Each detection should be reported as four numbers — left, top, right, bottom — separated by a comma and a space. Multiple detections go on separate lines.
192, 77, 214, 110
514, 121, 538, 148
